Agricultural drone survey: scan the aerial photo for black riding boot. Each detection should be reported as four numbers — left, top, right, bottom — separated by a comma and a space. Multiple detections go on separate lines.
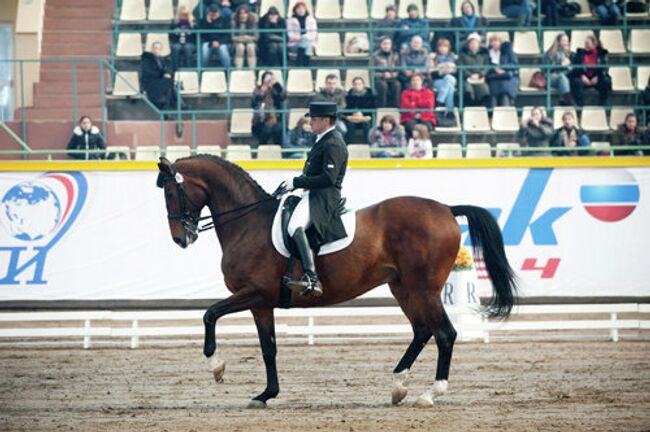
288, 228, 323, 297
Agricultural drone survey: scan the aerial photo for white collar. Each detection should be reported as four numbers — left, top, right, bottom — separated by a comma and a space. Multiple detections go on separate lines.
315, 126, 336, 143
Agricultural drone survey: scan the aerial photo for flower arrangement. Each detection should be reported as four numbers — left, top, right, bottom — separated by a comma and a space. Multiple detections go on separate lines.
452, 247, 474, 271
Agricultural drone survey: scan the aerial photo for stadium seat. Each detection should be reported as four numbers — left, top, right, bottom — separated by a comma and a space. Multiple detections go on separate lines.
200, 71, 227, 94
610, 67, 634, 92
580, 106, 609, 132
343, 0, 368, 19
288, 0, 313, 14
106, 146, 132, 160
518, 68, 543, 92
375, 108, 400, 125
398, 0, 423, 18
257, 69, 284, 86
257, 145, 283, 159
513, 31, 540, 55
637, 66, 650, 91
495, 142, 520, 157
230, 109, 254, 135
315, 0, 341, 19
134, 146, 159, 161
436, 143, 462, 159
486, 31, 510, 43
315, 68, 340, 90
260, 0, 285, 15
630, 29, 650, 54
175, 71, 199, 95
433, 108, 460, 132
120, 0, 146, 21
491, 107, 519, 132
347, 144, 371, 159
591, 141, 611, 154
481, 0, 503, 18
148, 0, 174, 21
570, 30, 594, 52
462, 107, 491, 132
344, 33, 370, 57
426, 0, 452, 19
166, 145, 192, 161
543, 30, 565, 52
228, 70, 256, 94
370, 0, 394, 19
288, 108, 306, 129
225, 145, 252, 161
599, 30, 625, 55
609, 106, 632, 130
573, 0, 592, 17
466, 143, 492, 158
116, 33, 143, 58
145, 33, 171, 56
315, 33, 342, 57
195, 145, 222, 156
553, 107, 579, 129
287, 69, 314, 94
112, 71, 140, 96
344, 69, 370, 90
453, 0, 463, 16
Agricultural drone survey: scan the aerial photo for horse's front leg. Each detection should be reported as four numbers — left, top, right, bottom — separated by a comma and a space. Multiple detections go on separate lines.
248, 307, 279, 409
203, 288, 264, 382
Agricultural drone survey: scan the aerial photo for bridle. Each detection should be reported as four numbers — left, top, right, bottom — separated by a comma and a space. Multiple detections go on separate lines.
156, 163, 283, 236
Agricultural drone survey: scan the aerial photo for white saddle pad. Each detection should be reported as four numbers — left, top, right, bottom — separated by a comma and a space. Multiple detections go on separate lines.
271, 192, 356, 258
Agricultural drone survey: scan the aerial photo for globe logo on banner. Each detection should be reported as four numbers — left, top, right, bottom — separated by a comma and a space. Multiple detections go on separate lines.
579, 170, 640, 222
0, 172, 87, 285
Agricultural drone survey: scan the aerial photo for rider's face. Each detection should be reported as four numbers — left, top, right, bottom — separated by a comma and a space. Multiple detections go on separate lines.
309, 116, 331, 135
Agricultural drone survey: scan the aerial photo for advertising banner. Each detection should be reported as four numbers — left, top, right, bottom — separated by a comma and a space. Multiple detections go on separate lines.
0, 166, 648, 300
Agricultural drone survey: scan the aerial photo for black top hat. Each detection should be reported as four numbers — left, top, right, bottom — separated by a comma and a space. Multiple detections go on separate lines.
305, 101, 337, 118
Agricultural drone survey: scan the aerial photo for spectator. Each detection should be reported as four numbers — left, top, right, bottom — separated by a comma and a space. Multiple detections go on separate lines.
283, 116, 314, 159
287, 1, 317, 66
438, 1, 488, 51
67, 116, 105, 160
398, 35, 430, 88
344, 77, 376, 143
141, 41, 179, 111
192, 0, 214, 21
516, 107, 554, 156
407, 124, 433, 158
371, 37, 401, 108
612, 113, 649, 156
376, 5, 400, 47
486, 34, 519, 107
542, 0, 559, 26
551, 111, 592, 156
591, 0, 621, 25
231, 5, 258, 68
429, 38, 457, 126
369, 115, 406, 158
258, 6, 285, 66
200, 4, 232, 68
251, 71, 286, 147
313, 73, 347, 135
397, 3, 430, 52
501, 0, 532, 26
543, 33, 575, 106
170, 5, 197, 70
570, 35, 612, 106
400, 74, 436, 139
642, 77, 650, 125
457, 32, 490, 107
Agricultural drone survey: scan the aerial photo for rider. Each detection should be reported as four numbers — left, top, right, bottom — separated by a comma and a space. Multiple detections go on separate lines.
282, 101, 349, 297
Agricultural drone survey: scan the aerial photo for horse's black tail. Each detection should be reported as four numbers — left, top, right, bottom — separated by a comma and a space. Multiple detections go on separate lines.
450, 205, 517, 318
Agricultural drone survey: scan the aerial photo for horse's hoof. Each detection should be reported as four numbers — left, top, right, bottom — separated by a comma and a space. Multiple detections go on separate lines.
247, 400, 267, 409
208, 356, 226, 384
414, 393, 434, 408
391, 384, 408, 405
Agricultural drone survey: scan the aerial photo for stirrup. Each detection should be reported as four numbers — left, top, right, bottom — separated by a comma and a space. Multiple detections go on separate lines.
287, 273, 322, 297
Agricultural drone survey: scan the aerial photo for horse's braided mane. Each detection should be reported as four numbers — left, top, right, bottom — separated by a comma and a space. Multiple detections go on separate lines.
176, 154, 271, 198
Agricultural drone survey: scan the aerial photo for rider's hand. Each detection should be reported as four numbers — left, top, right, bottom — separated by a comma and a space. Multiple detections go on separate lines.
284, 177, 295, 191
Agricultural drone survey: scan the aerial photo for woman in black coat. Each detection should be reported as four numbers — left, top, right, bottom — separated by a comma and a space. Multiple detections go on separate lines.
343, 76, 376, 143
141, 41, 179, 111
486, 35, 519, 107
569, 35, 612, 106
67, 116, 105, 160
258, 6, 285, 66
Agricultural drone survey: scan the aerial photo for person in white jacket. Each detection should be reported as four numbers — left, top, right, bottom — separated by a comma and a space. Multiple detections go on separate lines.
407, 123, 433, 158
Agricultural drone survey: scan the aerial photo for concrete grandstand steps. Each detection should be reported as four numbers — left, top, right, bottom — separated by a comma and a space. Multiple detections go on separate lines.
16, 107, 103, 121
44, 17, 112, 31
35, 93, 103, 109
35, 80, 104, 95
39, 69, 107, 83
42, 41, 112, 56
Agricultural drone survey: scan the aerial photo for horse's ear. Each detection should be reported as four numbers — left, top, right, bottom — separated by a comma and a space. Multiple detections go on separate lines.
158, 157, 172, 174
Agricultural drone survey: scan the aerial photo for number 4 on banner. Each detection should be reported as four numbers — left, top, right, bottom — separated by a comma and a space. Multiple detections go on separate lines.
521, 258, 560, 279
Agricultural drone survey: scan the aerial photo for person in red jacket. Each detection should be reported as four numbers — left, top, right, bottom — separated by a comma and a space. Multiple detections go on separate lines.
400, 74, 436, 139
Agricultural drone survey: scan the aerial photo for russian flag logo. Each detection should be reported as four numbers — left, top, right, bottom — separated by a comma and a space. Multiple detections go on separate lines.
580, 184, 640, 222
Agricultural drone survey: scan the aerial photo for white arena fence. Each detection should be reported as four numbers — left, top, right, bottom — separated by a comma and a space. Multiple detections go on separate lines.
0, 304, 648, 349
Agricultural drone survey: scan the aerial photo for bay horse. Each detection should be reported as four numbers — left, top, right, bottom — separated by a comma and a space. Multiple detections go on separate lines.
156, 155, 516, 408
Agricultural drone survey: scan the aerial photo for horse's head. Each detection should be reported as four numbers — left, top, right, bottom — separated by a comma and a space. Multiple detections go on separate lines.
157, 157, 208, 249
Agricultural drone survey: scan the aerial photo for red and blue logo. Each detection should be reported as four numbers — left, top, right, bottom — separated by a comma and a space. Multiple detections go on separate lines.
580, 171, 640, 222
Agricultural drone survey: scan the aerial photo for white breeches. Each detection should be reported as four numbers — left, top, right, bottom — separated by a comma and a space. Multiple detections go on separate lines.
288, 191, 311, 236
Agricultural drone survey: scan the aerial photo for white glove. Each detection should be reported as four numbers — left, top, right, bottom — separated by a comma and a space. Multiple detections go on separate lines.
284, 177, 295, 191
